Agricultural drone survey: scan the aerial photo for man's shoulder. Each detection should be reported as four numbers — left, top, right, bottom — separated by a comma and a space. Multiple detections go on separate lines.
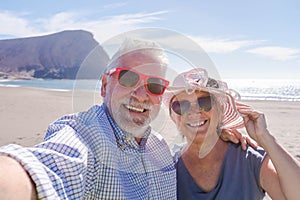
45, 105, 111, 140
52, 105, 105, 125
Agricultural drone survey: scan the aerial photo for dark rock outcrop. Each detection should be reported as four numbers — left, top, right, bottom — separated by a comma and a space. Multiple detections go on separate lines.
0, 30, 109, 79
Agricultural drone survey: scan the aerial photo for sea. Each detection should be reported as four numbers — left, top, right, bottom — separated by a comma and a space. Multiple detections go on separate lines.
0, 79, 299, 102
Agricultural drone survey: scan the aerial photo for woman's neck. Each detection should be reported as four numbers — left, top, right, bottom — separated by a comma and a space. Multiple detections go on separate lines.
183, 139, 228, 163
180, 139, 229, 192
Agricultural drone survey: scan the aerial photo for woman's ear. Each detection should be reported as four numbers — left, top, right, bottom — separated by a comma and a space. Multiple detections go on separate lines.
169, 107, 177, 124
101, 74, 107, 97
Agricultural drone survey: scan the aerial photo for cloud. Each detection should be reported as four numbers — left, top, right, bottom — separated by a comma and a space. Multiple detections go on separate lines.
0, 11, 41, 37
183, 35, 300, 62
0, 10, 169, 42
89, 11, 169, 41
189, 36, 264, 53
246, 46, 300, 61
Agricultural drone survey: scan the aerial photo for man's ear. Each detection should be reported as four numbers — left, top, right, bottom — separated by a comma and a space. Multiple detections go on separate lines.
101, 74, 107, 97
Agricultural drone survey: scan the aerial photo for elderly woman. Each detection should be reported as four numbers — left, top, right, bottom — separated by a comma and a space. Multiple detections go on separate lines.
165, 68, 300, 200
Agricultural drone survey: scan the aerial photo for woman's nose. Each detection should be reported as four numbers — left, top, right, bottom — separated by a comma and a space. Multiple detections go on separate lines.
189, 102, 204, 114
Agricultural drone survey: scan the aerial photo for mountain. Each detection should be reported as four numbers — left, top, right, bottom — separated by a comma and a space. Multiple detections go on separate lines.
0, 30, 109, 79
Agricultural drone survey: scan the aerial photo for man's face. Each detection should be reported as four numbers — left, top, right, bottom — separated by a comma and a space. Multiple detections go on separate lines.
102, 51, 167, 137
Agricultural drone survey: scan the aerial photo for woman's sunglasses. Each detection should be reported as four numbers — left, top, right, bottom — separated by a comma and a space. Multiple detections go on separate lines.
107, 67, 169, 96
171, 96, 213, 115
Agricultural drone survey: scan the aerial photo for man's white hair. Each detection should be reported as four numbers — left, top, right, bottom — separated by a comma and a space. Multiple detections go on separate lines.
106, 37, 169, 71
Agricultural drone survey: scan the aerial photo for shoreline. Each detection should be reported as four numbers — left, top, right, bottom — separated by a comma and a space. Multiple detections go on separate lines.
0, 86, 299, 161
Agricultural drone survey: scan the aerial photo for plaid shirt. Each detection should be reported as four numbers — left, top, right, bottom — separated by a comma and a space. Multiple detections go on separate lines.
0, 105, 176, 199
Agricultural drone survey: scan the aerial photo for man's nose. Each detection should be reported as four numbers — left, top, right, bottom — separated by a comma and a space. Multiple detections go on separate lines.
131, 81, 149, 101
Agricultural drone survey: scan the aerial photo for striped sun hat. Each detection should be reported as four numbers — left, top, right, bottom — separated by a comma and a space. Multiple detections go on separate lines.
164, 68, 244, 129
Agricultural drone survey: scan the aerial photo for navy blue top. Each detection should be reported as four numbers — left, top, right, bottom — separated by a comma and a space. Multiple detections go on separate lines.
176, 143, 266, 200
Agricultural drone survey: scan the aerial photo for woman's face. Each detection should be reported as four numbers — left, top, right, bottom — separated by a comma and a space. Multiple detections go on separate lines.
170, 90, 218, 143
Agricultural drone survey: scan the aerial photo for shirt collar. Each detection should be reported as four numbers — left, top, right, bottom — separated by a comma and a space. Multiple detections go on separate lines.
103, 104, 151, 149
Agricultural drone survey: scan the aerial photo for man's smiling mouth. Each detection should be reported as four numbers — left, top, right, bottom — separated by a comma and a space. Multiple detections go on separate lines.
124, 104, 148, 113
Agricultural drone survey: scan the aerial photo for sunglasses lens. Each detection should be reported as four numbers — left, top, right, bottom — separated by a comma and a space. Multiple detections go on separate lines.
147, 78, 166, 95
119, 70, 139, 87
197, 96, 212, 112
171, 100, 191, 115
171, 96, 213, 115
115, 68, 168, 96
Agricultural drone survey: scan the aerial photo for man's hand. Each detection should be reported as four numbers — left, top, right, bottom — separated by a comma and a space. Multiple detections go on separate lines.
220, 129, 259, 150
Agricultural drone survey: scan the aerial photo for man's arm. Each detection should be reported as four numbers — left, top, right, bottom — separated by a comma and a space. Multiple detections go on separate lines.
220, 128, 258, 150
0, 155, 37, 200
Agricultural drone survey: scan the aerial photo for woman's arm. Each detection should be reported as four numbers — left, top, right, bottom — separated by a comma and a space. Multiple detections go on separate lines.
239, 106, 300, 200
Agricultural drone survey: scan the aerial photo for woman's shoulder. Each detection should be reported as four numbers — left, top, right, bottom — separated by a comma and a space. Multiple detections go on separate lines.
229, 142, 265, 155
228, 142, 267, 168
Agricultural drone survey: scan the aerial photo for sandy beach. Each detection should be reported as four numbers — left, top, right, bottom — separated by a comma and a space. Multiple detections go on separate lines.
0, 86, 72, 146
1, 86, 299, 159
0, 86, 299, 200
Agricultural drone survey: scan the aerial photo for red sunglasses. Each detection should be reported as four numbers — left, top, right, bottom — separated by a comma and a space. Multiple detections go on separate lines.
107, 67, 169, 96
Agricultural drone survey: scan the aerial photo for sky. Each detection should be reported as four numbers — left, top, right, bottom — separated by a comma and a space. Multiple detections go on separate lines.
0, 0, 299, 79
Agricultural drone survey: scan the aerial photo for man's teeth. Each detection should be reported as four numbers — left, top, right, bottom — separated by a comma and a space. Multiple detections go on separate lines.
188, 120, 206, 127
125, 105, 146, 113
